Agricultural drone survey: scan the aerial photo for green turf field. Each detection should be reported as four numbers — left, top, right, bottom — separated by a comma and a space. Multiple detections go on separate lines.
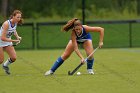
0, 48, 140, 93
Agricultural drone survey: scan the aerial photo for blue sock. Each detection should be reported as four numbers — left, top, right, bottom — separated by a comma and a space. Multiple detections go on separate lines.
51, 57, 64, 72
87, 58, 94, 69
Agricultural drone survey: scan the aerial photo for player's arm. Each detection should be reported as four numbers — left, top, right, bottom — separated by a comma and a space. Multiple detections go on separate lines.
14, 31, 22, 40
71, 31, 85, 63
1, 22, 20, 42
83, 25, 104, 48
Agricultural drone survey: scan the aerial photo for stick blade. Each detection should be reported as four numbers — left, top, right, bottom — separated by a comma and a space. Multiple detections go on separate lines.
68, 71, 72, 75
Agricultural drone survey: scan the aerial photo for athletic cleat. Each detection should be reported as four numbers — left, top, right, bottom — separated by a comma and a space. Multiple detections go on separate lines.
87, 69, 94, 75
2, 65, 10, 75
44, 70, 54, 76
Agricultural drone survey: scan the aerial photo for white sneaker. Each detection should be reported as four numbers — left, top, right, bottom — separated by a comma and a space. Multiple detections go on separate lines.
44, 70, 54, 76
2, 65, 10, 75
87, 69, 94, 75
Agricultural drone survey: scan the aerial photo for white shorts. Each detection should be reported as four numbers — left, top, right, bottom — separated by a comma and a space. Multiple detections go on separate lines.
0, 39, 13, 47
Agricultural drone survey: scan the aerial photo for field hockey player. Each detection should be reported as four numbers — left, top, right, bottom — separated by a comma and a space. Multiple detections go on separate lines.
0, 10, 23, 75
45, 18, 104, 76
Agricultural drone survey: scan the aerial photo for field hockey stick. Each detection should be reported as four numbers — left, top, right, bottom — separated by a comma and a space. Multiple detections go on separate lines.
68, 46, 99, 75
13, 41, 20, 46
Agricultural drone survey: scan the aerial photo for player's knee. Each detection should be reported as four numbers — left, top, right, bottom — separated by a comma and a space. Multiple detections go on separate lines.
10, 56, 17, 62
88, 56, 93, 60
62, 54, 70, 60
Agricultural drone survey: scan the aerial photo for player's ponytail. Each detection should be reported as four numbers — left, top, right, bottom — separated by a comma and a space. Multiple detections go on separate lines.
62, 18, 79, 32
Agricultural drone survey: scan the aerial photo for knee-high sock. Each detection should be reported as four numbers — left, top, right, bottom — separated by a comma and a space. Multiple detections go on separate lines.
87, 58, 94, 69
51, 57, 64, 72
3, 58, 14, 67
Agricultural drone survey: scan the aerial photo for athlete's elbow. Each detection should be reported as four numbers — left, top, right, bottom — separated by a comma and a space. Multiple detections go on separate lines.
74, 47, 79, 52
99, 27, 104, 35
100, 27, 104, 32
1, 36, 5, 41
1, 36, 8, 41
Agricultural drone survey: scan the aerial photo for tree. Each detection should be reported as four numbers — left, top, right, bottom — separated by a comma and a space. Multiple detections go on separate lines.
1, 0, 8, 19
137, 0, 140, 15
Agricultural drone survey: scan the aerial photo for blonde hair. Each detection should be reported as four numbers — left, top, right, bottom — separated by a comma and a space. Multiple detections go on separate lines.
62, 18, 81, 32
9, 10, 24, 25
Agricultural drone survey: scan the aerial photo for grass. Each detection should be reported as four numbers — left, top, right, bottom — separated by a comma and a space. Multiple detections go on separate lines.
0, 48, 140, 93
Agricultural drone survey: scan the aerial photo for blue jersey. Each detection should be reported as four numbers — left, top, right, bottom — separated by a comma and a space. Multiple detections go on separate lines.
75, 27, 92, 43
